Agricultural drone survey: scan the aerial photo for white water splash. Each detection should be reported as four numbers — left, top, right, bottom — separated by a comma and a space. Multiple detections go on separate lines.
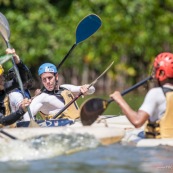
0, 133, 100, 161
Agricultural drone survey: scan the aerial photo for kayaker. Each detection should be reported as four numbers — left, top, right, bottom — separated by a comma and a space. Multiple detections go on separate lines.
0, 98, 31, 126
110, 52, 173, 139
23, 63, 95, 125
0, 48, 32, 126
7, 67, 32, 112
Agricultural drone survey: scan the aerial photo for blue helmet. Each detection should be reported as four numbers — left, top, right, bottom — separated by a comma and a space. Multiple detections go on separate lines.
38, 63, 58, 76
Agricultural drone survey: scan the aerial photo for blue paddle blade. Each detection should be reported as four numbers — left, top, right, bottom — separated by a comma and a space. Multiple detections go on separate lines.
76, 14, 102, 44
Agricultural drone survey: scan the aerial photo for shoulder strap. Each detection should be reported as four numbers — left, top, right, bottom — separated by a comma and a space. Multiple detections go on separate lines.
14, 88, 31, 99
0, 91, 7, 114
4, 95, 11, 116
42, 86, 68, 95
162, 87, 173, 94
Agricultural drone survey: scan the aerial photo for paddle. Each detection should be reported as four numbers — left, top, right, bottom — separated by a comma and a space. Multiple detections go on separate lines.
53, 61, 114, 119
57, 14, 102, 70
0, 54, 13, 64
0, 129, 17, 140
0, 12, 39, 127
80, 76, 153, 126
39, 14, 102, 92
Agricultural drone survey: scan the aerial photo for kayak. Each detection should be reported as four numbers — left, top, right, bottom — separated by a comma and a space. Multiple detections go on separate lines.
11, 115, 135, 147
16, 119, 74, 127
0, 126, 125, 146
16, 115, 135, 129
89, 115, 173, 147
120, 126, 173, 147
93, 116, 173, 147
7, 115, 173, 147
136, 138, 173, 147
90, 115, 135, 129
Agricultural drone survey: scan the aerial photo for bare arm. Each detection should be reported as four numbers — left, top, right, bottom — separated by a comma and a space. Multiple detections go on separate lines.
110, 91, 149, 128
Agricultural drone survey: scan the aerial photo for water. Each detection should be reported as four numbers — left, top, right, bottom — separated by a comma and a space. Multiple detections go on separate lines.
1, 93, 172, 173
0, 142, 173, 173
0, 133, 99, 161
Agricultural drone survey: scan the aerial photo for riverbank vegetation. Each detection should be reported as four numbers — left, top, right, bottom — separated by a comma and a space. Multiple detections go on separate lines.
0, 0, 173, 94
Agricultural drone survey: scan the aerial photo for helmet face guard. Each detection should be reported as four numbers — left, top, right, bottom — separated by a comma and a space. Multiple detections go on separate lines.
154, 52, 173, 82
38, 63, 58, 76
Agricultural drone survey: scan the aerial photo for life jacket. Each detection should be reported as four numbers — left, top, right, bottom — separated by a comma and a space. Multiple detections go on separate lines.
0, 94, 16, 128
13, 88, 31, 99
145, 88, 173, 138
4, 95, 11, 116
39, 87, 79, 120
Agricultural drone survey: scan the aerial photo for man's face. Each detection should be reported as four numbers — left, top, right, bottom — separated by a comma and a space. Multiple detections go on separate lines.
40, 72, 58, 91
0, 75, 5, 90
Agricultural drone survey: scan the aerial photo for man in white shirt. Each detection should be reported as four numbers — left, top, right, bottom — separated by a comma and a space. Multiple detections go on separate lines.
110, 52, 173, 138
23, 63, 95, 122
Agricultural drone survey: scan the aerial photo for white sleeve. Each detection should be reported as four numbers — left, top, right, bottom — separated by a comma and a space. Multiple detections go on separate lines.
23, 94, 44, 121
139, 88, 165, 117
61, 84, 95, 95
86, 86, 95, 94
9, 92, 24, 112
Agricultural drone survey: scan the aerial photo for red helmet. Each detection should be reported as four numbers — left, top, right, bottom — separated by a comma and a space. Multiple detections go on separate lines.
154, 52, 173, 81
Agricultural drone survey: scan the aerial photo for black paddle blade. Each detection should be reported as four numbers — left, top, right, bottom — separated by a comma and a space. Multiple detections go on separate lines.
76, 14, 102, 44
80, 98, 108, 126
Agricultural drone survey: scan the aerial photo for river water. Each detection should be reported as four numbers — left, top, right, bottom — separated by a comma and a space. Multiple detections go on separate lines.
0, 133, 173, 173
1, 94, 172, 173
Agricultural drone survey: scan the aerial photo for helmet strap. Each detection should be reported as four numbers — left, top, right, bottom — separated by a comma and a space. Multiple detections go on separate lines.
53, 73, 58, 90
53, 80, 58, 94
158, 80, 162, 87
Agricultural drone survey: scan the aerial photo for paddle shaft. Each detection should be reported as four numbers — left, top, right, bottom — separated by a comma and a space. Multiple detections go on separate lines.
57, 44, 76, 69
5, 41, 34, 120
53, 92, 83, 119
80, 76, 153, 126
0, 129, 17, 140
107, 76, 153, 105
53, 61, 114, 119
57, 14, 101, 70
7, 42, 25, 95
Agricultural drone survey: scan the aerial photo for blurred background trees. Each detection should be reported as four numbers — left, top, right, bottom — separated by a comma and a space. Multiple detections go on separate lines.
0, 0, 173, 94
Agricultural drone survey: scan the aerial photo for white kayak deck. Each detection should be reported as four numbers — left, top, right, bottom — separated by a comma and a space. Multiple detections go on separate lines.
93, 115, 135, 129
87, 115, 173, 147
1, 126, 125, 146
136, 139, 173, 147
2, 115, 173, 147
73, 115, 135, 129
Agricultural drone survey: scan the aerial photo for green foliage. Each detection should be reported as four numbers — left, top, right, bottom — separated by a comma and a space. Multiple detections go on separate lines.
0, 0, 173, 88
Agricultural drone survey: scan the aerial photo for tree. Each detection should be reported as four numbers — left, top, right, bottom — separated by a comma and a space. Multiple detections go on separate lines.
1, 0, 173, 92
